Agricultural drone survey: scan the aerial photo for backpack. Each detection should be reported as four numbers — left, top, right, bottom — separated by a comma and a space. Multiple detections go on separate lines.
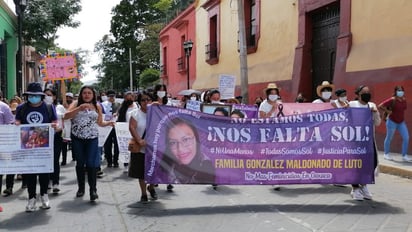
18, 102, 54, 123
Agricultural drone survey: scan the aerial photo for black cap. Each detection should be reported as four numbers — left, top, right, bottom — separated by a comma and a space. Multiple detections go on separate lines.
107, 90, 116, 96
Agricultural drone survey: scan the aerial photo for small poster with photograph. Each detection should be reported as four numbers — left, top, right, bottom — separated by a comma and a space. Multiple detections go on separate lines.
201, 103, 232, 115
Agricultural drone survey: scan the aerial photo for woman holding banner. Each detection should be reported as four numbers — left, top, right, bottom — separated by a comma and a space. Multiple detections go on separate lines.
64, 86, 115, 202
161, 118, 215, 185
128, 92, 157, 203
259, 83, 282, 118
349, 85, 381, 201
258, 83, 282, 190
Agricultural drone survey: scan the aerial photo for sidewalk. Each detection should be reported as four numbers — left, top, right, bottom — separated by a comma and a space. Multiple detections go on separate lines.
377, 150, 412, 178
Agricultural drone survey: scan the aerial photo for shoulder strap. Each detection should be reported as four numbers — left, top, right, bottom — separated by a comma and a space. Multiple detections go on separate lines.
18, 103, 28, 120
46, 104, 54, 122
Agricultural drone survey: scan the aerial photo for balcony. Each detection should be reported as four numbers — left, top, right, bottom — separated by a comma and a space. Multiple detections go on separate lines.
205, 43, 218, 65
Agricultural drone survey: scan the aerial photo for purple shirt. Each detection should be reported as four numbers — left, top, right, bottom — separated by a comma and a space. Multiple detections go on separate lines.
0, 101, 14, 124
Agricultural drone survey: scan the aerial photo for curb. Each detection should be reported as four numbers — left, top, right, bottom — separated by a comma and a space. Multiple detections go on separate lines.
379, 164, 412, 179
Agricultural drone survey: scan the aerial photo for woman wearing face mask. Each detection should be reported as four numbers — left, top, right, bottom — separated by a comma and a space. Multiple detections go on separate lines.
348, 85, 381, 201
378, 86, 410, 162
331, 88, 349, 108
313, 81, 334, 103
44, 88, 65, 194
154, 84, 168, 105
259, 83, 282, 118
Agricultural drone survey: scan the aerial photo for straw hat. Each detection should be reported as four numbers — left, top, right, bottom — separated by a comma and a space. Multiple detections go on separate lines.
316, 81, 335, 97
264, 83, 279, 92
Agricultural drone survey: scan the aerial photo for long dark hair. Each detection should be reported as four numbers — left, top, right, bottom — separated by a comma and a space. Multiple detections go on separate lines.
76, 86, 98, 110
163, 118, 201, 165
117, 92, 134, 122
393, 86, 404, 96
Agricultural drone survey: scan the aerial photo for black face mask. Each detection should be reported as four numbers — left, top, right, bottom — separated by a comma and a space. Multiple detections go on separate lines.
66, 100, 73, 105
360, 93, 371, 103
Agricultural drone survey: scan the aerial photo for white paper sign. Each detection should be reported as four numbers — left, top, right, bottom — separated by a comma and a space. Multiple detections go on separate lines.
0, 124, 54, 174
219, 74, 236, 100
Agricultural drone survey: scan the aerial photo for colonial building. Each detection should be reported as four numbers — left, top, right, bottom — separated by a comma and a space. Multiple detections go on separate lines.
160, 0, 412, 153
0, 1, 17, 99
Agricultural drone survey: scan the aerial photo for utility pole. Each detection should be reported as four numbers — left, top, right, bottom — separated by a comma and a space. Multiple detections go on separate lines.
129, 47, 133, 91
237, 0, 249, 103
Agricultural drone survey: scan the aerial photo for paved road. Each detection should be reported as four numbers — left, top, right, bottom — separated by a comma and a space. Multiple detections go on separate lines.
1, 151, 412, 232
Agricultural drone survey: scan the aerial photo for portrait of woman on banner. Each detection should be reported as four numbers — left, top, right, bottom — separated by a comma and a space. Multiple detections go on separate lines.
159, 117, 215, 184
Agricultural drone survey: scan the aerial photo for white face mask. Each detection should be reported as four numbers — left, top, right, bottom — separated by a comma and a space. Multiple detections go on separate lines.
321, 91, 332, 100
268, 94, 278, 102
190, 97, 197, 101
44, 96, 53, 104
101, 96, 108, 102
157, 91, 166, 98
338, 96, 347, 102
211, 100, 221, 104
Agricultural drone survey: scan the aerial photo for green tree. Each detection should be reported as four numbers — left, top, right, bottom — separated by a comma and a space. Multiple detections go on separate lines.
23, 0, 82, 54
139, 68, 160, 89
95, 0, 165, 92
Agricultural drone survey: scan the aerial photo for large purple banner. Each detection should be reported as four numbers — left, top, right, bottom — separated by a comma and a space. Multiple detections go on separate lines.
145, 105, 375, 185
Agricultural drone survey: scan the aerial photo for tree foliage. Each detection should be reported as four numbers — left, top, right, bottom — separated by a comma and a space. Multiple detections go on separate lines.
23, 0, 82, 54
95, 0, 195, 92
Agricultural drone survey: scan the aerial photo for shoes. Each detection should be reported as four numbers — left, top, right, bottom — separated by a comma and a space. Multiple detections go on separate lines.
383, 153, 393, 161
140, 195, 148, 204
52, 184, 60, 194
147, 186, 158, 200
113, 163, 119, 168
351, 188, 364, 201
40, 194, 50, 209
273, 185, 281, 191
16, 174, 23, 180
61, 162, 66, 166
97, 170, 104, 178
76, 190, 85, 197
360, 185, 372, 200
212, 184, 218, 190
3, 188, 13, 196
90, 191, 99, 202
26, 198, 37, 212
107, 163, 113, 168
166, 184, 174, 192
402, 155, 412, 162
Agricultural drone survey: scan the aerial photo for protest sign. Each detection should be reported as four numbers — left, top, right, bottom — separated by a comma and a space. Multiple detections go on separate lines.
0, 124, 54, 174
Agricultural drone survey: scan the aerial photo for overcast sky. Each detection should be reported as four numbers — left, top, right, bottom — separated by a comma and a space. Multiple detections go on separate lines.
56, 0, 121, 84
6, 0, 121, 84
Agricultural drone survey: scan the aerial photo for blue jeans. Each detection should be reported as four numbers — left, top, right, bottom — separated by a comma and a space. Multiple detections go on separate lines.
71, 136, 100, 168
384, 119, 409, 156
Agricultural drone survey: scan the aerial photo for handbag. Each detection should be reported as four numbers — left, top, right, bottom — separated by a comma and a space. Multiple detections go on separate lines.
382, 98, 395, 121
128, 130, 146, 153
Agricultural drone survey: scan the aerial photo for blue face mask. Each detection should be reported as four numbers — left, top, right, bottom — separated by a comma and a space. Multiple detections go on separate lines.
396, 91, 404, 97
28, 95, 42, 105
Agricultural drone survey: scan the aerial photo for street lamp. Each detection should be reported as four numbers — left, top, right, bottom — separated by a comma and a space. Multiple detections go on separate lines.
183, 40, 193, 89
14, 0, 28, 96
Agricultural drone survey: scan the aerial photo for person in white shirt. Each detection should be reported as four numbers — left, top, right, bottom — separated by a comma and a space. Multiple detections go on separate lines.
331, 88, 349, 108
259, 83, 282, 118
312, 81, 334, 103
348, 85, 381, 201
